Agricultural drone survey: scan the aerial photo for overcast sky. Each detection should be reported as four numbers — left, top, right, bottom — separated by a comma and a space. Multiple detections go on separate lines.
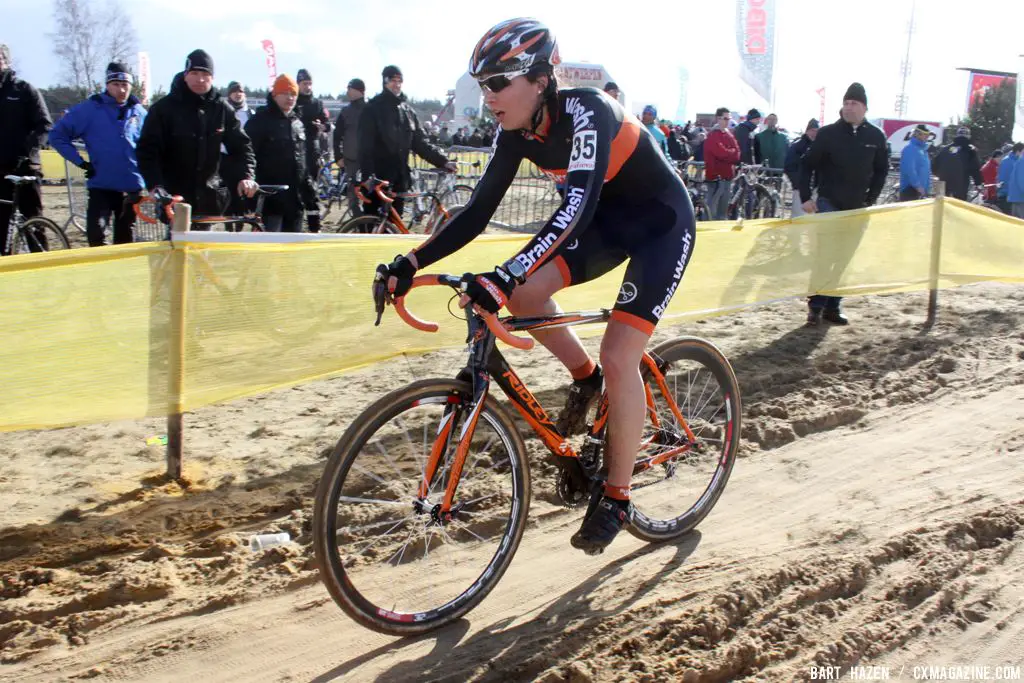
4, 0, 1021, 127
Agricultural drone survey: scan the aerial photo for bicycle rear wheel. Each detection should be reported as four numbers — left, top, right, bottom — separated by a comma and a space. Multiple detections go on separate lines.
313, 378, 531, 635
11, 217, 71, 254
627, 337, 741, 543
337, 215, 399, 234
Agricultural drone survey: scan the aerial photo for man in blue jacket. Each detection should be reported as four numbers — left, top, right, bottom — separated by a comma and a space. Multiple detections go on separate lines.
50, 62, 146, 246
898, 124, 931, 201
996, 143, 1020, 215
1008, 143, 1024, 219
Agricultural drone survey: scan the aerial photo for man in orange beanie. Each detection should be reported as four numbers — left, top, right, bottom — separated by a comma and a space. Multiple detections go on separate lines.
244, 73, 317, 232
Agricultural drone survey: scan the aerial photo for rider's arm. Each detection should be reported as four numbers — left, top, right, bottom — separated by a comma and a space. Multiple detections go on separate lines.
509, 92, 616, 279
48, 102, 86, 167
410, 134, 521, 270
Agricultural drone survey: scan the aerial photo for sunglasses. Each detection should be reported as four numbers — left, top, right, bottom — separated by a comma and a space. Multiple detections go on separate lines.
480, 75, 513, 93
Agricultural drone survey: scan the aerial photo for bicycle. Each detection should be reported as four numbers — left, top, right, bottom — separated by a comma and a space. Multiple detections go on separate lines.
1, 175, 71, 256
318, 163, 355, 228
674, 161, 710, 221
337, 177, 460, 235
727, 165, 779, 220
133, 185, 290, 233
313, 273, 741, 635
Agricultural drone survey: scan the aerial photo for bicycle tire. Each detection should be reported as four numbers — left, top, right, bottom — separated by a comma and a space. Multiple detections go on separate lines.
753, 187, 778, 219
337, 215, 399, 234
313, 378, 531, 636
440, 184, 475, 209
11, 217, 71, 254
626, 337, 741, 543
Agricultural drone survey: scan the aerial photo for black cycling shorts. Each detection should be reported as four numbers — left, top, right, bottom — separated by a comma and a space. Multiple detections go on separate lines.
552, 183, 696, 335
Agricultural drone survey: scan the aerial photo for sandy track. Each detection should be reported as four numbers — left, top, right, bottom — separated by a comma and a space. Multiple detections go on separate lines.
2, 283, 1023, 682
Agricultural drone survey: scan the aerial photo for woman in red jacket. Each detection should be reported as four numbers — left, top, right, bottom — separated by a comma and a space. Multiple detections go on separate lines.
704, 107, 741, 219
981, 150, 1002, 202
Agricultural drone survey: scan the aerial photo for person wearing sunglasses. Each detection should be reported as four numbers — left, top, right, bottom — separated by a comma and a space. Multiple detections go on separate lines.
376, 18, 696, 555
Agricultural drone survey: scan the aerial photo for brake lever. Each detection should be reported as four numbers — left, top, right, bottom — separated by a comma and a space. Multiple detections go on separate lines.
372, 264, 389, 326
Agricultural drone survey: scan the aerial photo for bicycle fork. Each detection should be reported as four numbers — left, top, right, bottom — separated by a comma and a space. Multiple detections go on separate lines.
416, 318, 495, 521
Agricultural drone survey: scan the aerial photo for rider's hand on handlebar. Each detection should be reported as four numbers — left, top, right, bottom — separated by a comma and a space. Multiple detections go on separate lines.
375, 253, 417, 299
237, 179, 258, 198
443, 161, 458, 174
459, 268, 516, 315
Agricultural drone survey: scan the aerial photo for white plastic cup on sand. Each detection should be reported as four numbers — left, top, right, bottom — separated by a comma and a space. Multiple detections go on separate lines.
250, 532, 290, 551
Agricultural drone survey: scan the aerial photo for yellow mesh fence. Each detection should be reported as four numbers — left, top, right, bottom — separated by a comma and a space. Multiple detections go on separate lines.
1, 199, 1022, 432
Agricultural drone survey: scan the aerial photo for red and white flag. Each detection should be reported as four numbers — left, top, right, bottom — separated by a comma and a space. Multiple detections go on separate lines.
261, 40, 277, 89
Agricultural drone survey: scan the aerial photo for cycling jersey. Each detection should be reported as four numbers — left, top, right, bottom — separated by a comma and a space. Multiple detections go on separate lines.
412, 87, 695, 333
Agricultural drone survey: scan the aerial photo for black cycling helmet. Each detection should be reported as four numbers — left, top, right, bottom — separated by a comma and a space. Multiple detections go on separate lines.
469, 18, 560, 81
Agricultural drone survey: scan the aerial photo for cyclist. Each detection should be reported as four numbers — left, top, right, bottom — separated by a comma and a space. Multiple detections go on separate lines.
377, 18, 696, 554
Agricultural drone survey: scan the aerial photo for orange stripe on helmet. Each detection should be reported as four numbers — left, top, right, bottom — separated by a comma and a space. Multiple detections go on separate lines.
483, 19, 528, 54
500, 32, 544, 62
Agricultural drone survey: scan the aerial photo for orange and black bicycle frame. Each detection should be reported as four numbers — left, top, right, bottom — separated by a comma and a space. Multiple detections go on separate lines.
386, 275, 698, 516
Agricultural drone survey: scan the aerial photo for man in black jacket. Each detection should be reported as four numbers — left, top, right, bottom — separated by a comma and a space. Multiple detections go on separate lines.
799, 82, 888, 326
359, 65, 455, 217
784, 118, 818, 217
136, 50, 256, 224
735, 108, 761, 165
295, 69, 330, 231
245, 75, 316, 232
932, 126, 983, 201
0, 43, 52, 255
333, 78, 367, 216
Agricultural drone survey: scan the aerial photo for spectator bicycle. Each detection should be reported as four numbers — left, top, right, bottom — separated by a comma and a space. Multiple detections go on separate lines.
674, 161, 710, 221
728, 165, 780, 220
337, 176, 463, 235
312, 273, 741, 635
1, 175, 71, 255
133, 185, 290, 232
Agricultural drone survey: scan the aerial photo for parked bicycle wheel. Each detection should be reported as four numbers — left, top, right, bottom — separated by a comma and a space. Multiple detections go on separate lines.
440, 184, 475, 210
752, 187, 779, 219
627, 337, 741, 543
314, 378, 531, 635
337, 215, 400, 234
11, 217, 71, 254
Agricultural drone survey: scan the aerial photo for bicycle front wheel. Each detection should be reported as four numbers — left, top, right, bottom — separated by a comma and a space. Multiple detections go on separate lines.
11, 217, 71, 254
627, 337, 741, 543
313, 379, 531, 636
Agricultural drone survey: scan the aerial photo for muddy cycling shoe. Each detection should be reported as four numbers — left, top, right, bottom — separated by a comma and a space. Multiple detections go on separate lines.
556, 366, 603, 436
570, 492, 631, 556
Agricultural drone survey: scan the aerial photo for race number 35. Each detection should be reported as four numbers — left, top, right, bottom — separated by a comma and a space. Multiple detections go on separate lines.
568, 130, 597, 172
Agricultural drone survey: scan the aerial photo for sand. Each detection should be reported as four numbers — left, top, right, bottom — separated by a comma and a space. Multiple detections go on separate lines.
1, 277, 1023, 681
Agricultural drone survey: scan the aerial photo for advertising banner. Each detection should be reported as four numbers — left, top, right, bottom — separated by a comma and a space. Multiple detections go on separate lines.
736, 0, 776, 102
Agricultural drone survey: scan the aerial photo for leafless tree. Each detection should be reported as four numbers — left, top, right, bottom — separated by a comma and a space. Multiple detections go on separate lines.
49, 0, 137, 91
